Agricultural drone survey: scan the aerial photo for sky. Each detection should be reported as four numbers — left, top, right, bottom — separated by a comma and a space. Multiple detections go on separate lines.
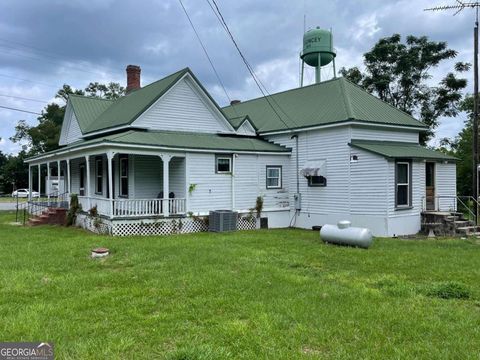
0, 0, 475, 154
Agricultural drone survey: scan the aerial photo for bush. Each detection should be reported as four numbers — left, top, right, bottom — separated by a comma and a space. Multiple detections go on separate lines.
66, 193, 81, 226
426, 281, 471, 300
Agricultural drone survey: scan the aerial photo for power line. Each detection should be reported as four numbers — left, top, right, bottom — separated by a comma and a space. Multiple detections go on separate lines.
0, 93, 49, 104
177, 0, 235, 110
206, 0, 299, 130
0, 105, 41, 115
0, 73, 59, 89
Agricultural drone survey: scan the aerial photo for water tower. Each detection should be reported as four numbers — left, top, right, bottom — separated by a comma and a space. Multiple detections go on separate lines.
300, 26, 336, 86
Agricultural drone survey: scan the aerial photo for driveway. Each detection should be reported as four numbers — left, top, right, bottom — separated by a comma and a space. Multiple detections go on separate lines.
0, 202, 21, 211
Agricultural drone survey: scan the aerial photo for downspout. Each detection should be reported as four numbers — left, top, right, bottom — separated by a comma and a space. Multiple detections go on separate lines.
232, 153, 237, 211
291, 134, 300, 194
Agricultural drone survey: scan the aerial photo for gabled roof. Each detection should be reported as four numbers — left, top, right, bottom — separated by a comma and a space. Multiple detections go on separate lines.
69, 95, 114, 132
83, 68, 190, 134
349, 139, 456, 161
228, 115, 258, 131
222, 77, 427, 133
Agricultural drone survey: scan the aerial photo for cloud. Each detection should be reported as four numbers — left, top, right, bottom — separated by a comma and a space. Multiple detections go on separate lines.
0, 0, 473, 154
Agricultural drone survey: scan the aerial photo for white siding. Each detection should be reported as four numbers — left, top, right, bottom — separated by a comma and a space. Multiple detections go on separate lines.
234, 154, 290, 211
386, 160, 425, 217
436, 162, 457, 211
268, 127, 351, 214
350, 148, 388, 215
236, 120, 256, 136
350, 126, 419, 143
133, 76, 233, 134
170, 157, 186, 198
133, 155, 163, 199
188, 153, 232, 212
59, 103, 83, 146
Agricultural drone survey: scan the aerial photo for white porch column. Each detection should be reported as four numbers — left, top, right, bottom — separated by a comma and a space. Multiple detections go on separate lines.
46, 161, 50, 200
160, 154, 172, 217
28, 165, 32, 201
107, 152, 114, 218
85, 155, 91, 209
66, 159, 71, 195
57, 160, 60, 194
37, 164, 41, 197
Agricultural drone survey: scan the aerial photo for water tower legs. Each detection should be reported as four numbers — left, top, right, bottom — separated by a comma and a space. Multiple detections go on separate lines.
315, 53, 321, 83
300, 60, 305, 87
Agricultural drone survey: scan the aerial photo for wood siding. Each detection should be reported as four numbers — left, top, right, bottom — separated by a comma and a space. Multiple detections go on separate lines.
436, 162, 457, 211
59, 103, 83, 146
133, 76, 233, 134
350, 126, 419, 143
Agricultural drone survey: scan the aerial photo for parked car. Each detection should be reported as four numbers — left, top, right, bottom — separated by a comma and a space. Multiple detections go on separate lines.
11, 189, 40, 198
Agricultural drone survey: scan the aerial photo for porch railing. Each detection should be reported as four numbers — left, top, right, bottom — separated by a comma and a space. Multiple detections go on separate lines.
422, 195, 479, 224
78, 196, 186, 218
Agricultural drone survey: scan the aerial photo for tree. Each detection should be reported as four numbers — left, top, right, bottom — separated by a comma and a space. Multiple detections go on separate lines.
339, 34, 469, 143
439, 95, 474, 196
0, 150, 29, 194
11, 82, 125, 155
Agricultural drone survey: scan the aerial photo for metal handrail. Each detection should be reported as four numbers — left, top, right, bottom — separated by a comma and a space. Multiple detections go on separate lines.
422, 195, 478, 226
21, 191, 70, 225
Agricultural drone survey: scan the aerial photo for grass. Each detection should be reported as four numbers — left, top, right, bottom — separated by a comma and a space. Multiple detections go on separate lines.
0, 210, 480, 359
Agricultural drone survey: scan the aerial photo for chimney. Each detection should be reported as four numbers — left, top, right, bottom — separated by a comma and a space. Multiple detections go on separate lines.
230, 99, 241, 105
126, 65, 141, 93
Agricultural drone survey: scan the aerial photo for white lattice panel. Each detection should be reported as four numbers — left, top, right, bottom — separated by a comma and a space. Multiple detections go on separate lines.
237, 217, 257, 230
77, 214, 258, 237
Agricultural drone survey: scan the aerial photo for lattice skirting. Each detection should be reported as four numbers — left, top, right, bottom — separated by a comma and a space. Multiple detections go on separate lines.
75, 214, 258, 237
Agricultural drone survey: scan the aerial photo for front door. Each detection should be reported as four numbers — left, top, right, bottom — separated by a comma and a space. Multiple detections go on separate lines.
426, 162, 435, 210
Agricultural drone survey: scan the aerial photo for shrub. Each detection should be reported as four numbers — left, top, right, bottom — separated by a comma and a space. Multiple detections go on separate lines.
66, 193, 81, 226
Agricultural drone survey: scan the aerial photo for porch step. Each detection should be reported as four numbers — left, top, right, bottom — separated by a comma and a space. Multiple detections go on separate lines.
456, 226, 480, 235
28, 207, 67, 226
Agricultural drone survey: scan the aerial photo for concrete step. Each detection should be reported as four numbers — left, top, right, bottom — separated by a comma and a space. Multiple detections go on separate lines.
456, 226, 480, 235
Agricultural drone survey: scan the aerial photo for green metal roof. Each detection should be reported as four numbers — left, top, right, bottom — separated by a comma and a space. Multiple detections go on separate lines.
69, 95, 114, 132
25, 130, 289, 161
82, 68, 190, 134
222, 77, 427, 133
349, 140, 456, 161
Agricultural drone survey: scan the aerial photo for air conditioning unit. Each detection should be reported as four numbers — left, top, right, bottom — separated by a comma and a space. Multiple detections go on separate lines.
209, 210, 238, 232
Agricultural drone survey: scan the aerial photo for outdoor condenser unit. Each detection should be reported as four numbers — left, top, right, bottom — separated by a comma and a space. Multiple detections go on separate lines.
209, 210, 238, 232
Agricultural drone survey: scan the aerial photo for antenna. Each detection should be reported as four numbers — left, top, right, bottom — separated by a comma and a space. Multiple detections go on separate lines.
425, 1, 480, 216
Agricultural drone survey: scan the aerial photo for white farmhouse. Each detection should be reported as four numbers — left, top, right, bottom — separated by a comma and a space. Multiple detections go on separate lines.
25, 64, 456, 237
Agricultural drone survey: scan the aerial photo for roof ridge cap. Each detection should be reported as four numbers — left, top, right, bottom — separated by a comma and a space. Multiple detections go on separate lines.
339, 77, 354, 119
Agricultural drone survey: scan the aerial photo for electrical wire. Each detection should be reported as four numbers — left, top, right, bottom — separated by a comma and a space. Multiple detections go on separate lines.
206, 0, 299, 130
177, 0, 236, 110
0, 93, 49, 103
0, 73, 59, 89
0, 105, 41, 115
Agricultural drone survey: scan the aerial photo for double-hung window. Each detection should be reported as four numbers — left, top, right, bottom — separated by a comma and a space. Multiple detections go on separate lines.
266, 166, 282, 189
95, 157, 103, 194
396, 161, 411, 208
216, 155, 232, 173
119, 155, 128, 197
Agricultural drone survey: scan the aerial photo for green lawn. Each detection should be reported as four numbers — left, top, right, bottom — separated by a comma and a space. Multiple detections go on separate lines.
0, 211, 479, 359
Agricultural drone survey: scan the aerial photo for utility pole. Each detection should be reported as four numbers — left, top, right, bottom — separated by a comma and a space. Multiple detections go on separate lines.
425, 2, 480, 213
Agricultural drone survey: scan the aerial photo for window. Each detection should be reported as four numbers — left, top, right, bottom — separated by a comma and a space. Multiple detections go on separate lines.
266, 166, 282, 189
308, 176, 327, 187
396, 161, 411, 208
119, 155, 129, 197
95, 157, 103, 194
79, 164, 85, 196
216, 155, 232, 173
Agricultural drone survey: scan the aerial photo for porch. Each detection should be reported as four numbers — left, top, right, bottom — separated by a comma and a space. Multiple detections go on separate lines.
27, 151, 187, 219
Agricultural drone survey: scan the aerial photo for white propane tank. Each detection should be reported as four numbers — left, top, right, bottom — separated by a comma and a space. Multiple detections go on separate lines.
320, 220, 373, 249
